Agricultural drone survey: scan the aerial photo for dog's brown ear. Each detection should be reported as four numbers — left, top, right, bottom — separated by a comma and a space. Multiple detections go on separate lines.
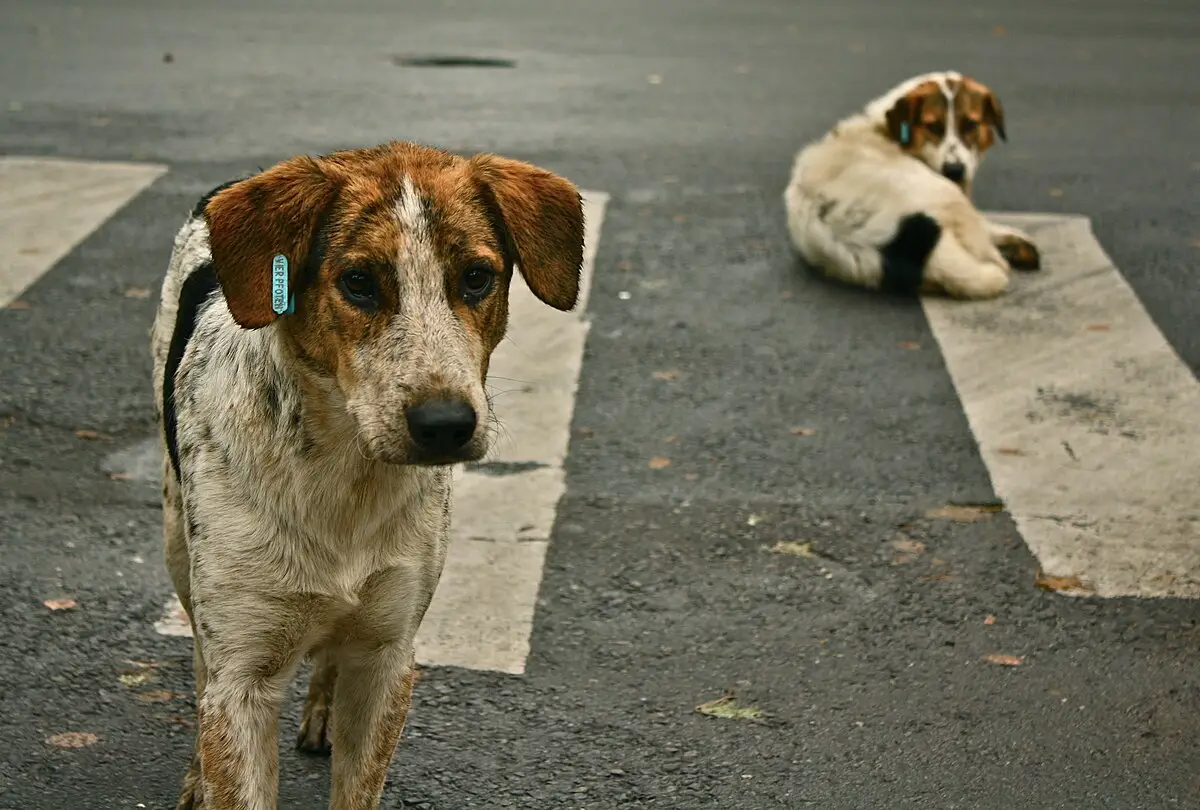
982, 91, 1007, 142
202, 156, 339, 329
470, 155, 585, 312
885, 95, 923, 148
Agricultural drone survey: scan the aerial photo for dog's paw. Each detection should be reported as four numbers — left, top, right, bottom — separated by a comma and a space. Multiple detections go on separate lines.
996, 235, 1041, 272
176, 769, 204, 810
296, 696, 333, 756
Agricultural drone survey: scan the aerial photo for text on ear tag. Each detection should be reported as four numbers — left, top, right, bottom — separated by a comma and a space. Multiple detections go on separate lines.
271, 254, 293, 315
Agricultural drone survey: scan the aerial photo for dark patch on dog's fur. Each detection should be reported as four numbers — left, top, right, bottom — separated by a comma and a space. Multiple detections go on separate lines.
263, 383, 281, 421
879, 213, 942, 295
191, 179, 243, 219
164, 260, 219, 482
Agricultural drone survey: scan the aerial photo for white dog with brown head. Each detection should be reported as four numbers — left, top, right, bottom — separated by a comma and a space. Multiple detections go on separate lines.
151, 141, 585, 810
784, 70, 1041, 299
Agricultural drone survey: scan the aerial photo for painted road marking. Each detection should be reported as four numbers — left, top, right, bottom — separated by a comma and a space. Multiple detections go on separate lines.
924, 213, 1200, 599
0, 156, 167, 307
415, 190, 609, 673
151, 191, 611, 673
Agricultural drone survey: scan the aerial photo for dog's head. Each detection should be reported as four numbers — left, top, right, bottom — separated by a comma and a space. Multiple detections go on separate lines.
875, 72, 1007, 195
201, 142, 584, 466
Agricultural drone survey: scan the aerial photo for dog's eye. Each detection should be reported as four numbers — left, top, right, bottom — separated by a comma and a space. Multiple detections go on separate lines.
927, 121, 946, 138
461, 262, 495, 303
338, 269, 378, 309
960, 119, 979, 135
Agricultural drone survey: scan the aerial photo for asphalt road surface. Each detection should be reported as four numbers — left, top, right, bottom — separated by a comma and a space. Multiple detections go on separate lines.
1, 1, 1198, 808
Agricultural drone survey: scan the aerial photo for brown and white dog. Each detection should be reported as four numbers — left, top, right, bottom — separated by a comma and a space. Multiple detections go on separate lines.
784, 71, 1041, 299
150, 142, 585, 809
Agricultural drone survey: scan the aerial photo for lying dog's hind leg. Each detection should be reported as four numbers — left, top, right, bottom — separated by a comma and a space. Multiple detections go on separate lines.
986, 220, 1041, 271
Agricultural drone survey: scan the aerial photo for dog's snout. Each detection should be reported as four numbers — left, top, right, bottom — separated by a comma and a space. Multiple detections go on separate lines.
942, 162, 967, 184
406, 399, 477, 455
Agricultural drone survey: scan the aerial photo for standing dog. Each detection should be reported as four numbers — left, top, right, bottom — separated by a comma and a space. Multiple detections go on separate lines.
784, 71, 1041, 299
151, 142, 585, 809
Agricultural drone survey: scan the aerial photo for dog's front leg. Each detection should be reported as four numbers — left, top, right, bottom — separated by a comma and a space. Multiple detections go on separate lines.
328, 563, 439, 810
192, 593, 310, 810
328, 641, 417, 810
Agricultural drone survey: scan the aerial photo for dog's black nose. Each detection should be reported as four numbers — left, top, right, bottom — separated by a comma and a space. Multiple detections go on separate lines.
406, 399, 477, 455
942, 162, 967, 184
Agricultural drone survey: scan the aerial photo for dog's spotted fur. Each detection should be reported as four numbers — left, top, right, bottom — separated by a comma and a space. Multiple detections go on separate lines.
784, 71, 1041, 300
150, 141, 585, 809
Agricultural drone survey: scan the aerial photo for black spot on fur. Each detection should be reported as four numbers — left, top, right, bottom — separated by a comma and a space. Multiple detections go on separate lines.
190, 179, 241, 218
879, 213, 942, 295
264, 383, 280, 421
164, 262, 219, 482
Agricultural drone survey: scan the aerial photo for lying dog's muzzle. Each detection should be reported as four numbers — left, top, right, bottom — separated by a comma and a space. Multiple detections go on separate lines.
941, 162, 967, 185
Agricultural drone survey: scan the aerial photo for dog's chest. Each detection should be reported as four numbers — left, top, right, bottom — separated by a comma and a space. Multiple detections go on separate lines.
260, 452, 446, 599
186, 425, 449, 605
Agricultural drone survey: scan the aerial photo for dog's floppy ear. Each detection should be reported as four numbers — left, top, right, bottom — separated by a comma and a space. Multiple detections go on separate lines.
470, 155, 585, 312
202, 156, 339, 329
982, 91, 1007, 142
885, 94, 923, 147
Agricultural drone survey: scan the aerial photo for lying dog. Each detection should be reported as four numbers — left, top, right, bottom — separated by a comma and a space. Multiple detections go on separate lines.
784, 71, 1041, 299
151, 142, 585, 809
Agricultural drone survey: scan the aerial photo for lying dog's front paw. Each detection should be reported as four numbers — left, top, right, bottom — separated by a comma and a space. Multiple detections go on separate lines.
997, 235, 1041, 272
296, 695, 333, 756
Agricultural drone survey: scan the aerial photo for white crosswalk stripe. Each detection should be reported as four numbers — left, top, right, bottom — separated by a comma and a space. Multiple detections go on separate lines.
924, 213, 1200, 599
0, 156, 166, 307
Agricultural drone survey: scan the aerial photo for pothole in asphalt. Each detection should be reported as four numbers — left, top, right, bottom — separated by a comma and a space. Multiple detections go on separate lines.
391, 55, 516, 68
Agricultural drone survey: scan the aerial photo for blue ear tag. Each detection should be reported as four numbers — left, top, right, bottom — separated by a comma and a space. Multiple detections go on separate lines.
899, 122, 911, 145
271, 254, 294, 315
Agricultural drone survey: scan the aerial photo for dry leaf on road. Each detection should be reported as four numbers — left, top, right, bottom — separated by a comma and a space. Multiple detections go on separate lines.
43, 598, 77, 611
119, 671, 157, 687
46, 732, 99, 749
982, 653, 1024, 666
74, 429, 109, 440
5, 299, 32, 310
925, 503, 1002, 522
648, 456, 672, 470
695, 694, 764, 721
1034, 572, 1092, 593
897, 341, 921, 350
768, 541, 814, 558
892, 538, 926, 555
984, 615, 996, 625
123, 286, 152, 299
788, 427, 816, 437
138, 690, 179, 703
652, 369, 681, 381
